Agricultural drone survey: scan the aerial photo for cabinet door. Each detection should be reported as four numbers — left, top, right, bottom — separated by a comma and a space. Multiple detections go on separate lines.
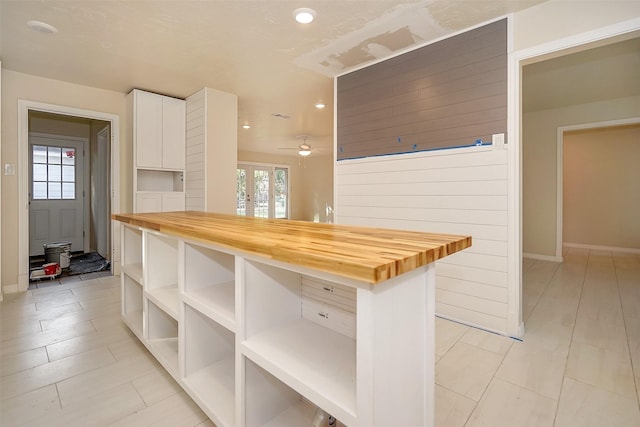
136, 193, 162, 213
162, 97, 186, 170
135, 91, 163, 168
162, 192, 185, 212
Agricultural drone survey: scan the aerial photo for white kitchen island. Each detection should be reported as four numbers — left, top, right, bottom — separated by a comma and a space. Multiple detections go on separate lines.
113, 211, 471, 427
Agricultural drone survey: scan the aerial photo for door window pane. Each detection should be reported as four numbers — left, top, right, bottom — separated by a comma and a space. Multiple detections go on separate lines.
32, 145, 77, 200
33, 182, 47, 200
62, 165, 75, 181
48, 182, 62, 199
62, 148, 75, 165
62, 183, 75, 199
48, 165, 61, 181
274, 168, 288, 219
48, 147, 61, 164
253, 170, 269, 218
33, 164, 47, 181
33, 145, 47, 163
236, 168, 247, 216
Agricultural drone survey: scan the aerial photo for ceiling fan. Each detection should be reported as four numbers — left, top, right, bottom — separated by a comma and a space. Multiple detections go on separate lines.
278, 135, 321, 157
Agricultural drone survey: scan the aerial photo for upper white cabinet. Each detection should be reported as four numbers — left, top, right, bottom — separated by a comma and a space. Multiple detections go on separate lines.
161, 96, 186, 170
128, 89, 186, 213
134, 90, 163, 168
133, 89, 185, 170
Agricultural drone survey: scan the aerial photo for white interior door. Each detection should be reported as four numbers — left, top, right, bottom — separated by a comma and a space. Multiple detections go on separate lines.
29, 136, 86, 256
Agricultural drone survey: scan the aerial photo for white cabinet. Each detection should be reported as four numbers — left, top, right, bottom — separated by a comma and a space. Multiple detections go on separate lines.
134, 90, 163, 169
120, 223, 436, 427
136, 193, 186, 213
133, 89, 185, 170
161, 96, 186, 170
135, 193, 162, 213
128, 89, 186, 213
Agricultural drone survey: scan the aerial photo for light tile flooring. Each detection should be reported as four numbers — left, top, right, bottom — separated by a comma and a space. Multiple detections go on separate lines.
1, 248, 639, 426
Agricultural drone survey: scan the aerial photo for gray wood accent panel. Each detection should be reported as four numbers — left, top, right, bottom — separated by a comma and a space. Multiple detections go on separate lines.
337, 19, 507, 160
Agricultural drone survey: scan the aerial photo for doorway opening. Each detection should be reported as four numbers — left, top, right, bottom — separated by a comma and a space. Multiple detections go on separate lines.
516, 26, 640, 326
17, 101, 121, 291
27, 111, 112, 284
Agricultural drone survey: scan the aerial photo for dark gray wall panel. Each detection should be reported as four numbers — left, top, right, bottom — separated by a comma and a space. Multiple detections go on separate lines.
337, 19, 507, 160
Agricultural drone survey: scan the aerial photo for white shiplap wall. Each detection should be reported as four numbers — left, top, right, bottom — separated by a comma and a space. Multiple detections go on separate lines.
185, 89, 206, 211
335, 145, 510, 334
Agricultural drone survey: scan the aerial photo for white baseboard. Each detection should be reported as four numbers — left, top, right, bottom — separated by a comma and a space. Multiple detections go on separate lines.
563, 242, 640, 255
523, 252, 563, 262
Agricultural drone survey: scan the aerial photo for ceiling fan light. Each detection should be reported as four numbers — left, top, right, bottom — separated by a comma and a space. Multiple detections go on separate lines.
294, 8, 316, 24
298, 150, 312, 157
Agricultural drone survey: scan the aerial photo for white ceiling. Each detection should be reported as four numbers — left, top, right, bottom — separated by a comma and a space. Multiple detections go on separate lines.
1, 0, 555, 155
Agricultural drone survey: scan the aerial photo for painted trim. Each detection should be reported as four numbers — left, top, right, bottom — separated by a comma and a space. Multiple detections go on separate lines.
556, 117, 640, 260
506, 13, 523, 338
16, 100, 121, 293
523, 252, 563, 262
564, 242, 640, 255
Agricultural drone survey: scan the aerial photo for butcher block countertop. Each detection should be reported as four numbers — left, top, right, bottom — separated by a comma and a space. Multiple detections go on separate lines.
113, 211, 471, 284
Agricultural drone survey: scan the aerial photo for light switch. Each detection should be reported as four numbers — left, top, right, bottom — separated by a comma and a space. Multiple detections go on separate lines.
4, 164, 15, 175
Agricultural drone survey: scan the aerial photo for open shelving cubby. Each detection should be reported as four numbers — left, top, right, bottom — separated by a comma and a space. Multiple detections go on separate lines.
244, 358, 333, 427
182, 243, 236, 331
145, 232, 179, 319
182, 304, 235, 427
147, 299, 179, 375
240, 260, 357, 426
122, 273, 144, 338
137, 168, 184, 192
121, 225, 143, 283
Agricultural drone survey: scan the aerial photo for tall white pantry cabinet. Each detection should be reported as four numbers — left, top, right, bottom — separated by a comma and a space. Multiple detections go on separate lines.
128, 89, 186, 213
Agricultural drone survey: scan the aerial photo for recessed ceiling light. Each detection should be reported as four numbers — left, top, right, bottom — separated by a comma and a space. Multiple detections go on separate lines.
27, 20, 58, 34
294, 8, 316, 24
315, 103, 326, 109
242, 124, 251, 129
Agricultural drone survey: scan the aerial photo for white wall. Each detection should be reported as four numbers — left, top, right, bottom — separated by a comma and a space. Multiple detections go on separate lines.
336, 146, 511, 334
1, 69, 127, 291
522, 95, 640, 257
300, 155, 334, 223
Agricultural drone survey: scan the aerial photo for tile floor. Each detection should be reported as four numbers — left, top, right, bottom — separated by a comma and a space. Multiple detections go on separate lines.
1, 248, 639, 426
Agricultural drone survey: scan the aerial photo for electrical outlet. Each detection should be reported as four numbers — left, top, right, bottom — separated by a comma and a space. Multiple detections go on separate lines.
4, 164, 15, 175
492, 133, 505, 150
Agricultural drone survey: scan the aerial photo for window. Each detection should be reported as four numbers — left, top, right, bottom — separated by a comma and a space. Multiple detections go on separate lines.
237, 163, 289, 219
32, 145, 76, 200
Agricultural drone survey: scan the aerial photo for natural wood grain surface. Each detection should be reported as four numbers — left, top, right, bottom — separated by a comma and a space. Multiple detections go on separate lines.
113, 211, 471, 284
